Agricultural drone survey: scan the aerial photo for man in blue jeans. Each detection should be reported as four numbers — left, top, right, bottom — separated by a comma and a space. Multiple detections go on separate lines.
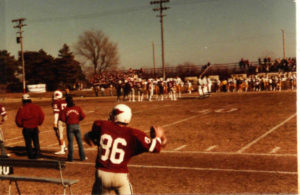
60, 95, 86, 161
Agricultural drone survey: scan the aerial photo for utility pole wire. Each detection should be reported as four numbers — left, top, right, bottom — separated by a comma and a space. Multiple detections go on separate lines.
150, 0, 170, 80
12, 18, 27, 93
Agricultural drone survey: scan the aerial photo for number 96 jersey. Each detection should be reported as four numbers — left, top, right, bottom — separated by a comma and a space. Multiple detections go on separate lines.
88, 120, 162, 173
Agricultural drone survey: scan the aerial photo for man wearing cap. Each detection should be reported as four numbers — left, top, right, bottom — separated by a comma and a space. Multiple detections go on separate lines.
15, 94, 44, 159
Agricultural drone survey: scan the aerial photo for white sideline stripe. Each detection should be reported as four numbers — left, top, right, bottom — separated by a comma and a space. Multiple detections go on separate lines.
65, 162, 296, 175
129, 165, 297, 175
205, 145, 217, 152
237, 113, 297, 153
40, 146, 296, 157
161, 150, 296, 157
174, 145, 187, 151
270, 147, 281, 154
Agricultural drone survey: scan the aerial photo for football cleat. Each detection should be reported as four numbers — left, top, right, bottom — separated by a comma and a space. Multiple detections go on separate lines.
55, 150, 65, 155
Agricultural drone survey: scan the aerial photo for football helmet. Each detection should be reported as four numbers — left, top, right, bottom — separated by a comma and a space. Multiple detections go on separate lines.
110, 104, 132, 124
22, 93, 31, 100
53, 90, 63, 100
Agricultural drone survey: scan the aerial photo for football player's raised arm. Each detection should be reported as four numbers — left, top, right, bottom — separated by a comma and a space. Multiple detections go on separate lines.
134, 129, 162, 154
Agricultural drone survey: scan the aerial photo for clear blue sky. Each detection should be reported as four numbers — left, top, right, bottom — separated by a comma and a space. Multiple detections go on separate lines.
0, 0, 296, 69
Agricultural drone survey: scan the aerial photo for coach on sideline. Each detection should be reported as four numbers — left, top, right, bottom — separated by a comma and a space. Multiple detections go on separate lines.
60, 95, 86, 162
15, 94, 44, 159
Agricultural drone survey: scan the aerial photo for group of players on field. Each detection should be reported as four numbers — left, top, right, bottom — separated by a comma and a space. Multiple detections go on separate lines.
219, 72, 297, 93
90, 70, 297, 103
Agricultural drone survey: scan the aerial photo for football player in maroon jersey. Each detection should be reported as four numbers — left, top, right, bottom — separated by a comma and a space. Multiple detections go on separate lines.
84, 104, 167, 194
52, 90, 67, 154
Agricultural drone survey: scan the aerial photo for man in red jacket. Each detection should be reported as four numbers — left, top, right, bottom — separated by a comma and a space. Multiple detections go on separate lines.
15, 94, 44, 159
60, 95, 86, 162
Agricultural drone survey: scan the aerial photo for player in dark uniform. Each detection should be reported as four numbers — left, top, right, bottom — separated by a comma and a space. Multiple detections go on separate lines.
84, 104, 167, 194
123, 80, 131, 101
115, 80, 123, 102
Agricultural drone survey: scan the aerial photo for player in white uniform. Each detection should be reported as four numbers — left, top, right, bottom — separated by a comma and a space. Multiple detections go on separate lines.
147, 79, 154, 101
202, 76, 208, 95
198, 76, 203, 96
52, 90, 67, 154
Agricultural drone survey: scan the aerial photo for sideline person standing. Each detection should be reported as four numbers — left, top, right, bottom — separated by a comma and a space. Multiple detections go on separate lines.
0, 104, 9, 156
84, 104, 167, 194
60, 95, 86, 162
15, 94, 44, 159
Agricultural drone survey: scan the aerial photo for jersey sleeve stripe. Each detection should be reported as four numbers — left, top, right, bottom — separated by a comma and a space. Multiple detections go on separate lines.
149, 138, 157, 152
156, 137, 161, 144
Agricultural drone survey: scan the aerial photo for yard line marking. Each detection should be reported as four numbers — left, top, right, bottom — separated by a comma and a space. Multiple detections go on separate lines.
145, 114, 209, 133
197, 109, 210, 114
214, 109, 224, 113
174, 145, 187, 151
205, 145, 217, 152
237, 113, 297, 153
161, 114, 203, 128
226, 108, 238, 112
66, 162, 297, 175
270, 146, 281, 154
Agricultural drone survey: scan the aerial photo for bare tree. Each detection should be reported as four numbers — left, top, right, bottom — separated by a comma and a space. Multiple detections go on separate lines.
74, 30, 119, 74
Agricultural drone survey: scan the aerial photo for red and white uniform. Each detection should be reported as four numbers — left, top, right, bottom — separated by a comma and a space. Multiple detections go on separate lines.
52, 99, 67, 153
52, 99, 67, 116
88, 120, 162, 173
